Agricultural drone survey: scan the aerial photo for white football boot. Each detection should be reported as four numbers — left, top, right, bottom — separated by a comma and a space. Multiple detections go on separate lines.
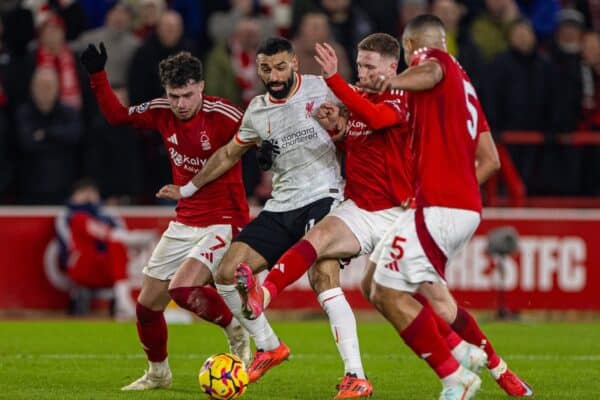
121, 362, 172, 391
224, 319, 251, 367
451, 341, 488, 376
439, 366, 482, 400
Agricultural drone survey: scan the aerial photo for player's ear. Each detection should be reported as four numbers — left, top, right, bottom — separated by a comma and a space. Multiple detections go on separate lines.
198, 80, 205, 93
291, 55, 299, 72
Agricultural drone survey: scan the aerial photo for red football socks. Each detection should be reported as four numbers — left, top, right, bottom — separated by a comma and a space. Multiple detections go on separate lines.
263, 239, 318, 300
452, 307, 501, 368
136, 303, 167, 362
400, 306, 460, 379
413, 293, 462, 350
168, 286, 233, 328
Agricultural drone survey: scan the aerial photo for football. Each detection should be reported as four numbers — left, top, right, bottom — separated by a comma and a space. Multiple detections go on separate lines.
198, 353, 249, 400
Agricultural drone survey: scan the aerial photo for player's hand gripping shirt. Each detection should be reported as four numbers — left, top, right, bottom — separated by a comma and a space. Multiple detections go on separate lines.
235, 74, 344, 212
409, 48, 490, 213
89, 71, 249, 228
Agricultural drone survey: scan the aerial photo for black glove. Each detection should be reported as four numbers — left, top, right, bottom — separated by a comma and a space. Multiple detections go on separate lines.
256, 139, 280, 171
80, 42, 107, 74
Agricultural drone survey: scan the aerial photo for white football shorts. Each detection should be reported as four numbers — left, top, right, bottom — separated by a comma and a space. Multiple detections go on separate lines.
328, 199, 405, 255
371, 206, 480, 293
143, 221, 235, 280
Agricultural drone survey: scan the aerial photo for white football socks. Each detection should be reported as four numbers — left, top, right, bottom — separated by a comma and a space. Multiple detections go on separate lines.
216, 283, 279, 351
149, 358, 170, 375
318, 287, 365, 379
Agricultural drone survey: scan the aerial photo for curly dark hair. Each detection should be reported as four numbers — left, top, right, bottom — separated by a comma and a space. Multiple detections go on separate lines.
158, 52, 203, 88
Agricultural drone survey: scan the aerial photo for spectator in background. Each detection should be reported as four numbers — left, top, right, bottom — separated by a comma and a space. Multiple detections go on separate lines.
580, 30, 600, 130
73, 3, 140, 89
84, 86, 143, 204
579, 30, 600, 195
319, 0, 374, 78
15, 67, 83, 203
132, 0, 165, 40
516, 0, 560, 43
485, 18, 555, 193
207, 0, 276, 46
204, 16, 264, 108
36, 12, 82, 110
470, 0, 520, 62
550, 9, 584, 133
432, 0, 483, 89
128, 10, 196, 104
544, 9, 586, 195
564, 0, 600, 32
170, 0, 203, 44
292, 11, 351, 81
56, 179, 154, 318
40, 0, 89, 42
398, 0, 428, 33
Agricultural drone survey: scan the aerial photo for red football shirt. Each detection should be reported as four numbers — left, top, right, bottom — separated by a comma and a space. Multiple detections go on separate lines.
409, 48, 490, 212
325, 74, 413, 211
89, 71, 249, 228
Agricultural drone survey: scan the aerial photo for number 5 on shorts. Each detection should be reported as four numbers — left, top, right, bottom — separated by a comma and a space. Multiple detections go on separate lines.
390, 236, 407, 260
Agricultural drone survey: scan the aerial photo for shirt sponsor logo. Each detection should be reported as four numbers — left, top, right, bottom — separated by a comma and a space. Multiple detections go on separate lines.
280, 126, 318, 149
168, 147, 207, 173
346, 119, 371, 137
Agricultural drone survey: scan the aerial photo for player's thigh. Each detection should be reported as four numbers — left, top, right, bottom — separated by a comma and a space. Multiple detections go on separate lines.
215, 241, 269, 284
370, 282, 422, 330
305, 215, 361, 259
168, 258, 213, 290
137, 275, 171, 310
325, 199, 403, 257
307, 258, 341, 294
143, 221, 208, 281
418, 281, 457, 323
231, 210, 295, 268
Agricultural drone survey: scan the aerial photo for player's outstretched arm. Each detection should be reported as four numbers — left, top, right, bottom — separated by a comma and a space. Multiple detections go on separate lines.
156, 138, 251, 200
81, 43, 144, 127
314, 43, 407, 130
371, 60, 443, 92
475, 131, 501, 184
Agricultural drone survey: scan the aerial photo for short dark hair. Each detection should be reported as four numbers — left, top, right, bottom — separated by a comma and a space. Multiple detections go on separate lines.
404, 14, 445, 37
358, 33, 401, 61
257, 37, 294, 57
159, 52, 203, 88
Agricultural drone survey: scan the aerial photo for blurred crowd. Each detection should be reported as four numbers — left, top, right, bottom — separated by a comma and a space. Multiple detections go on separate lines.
0, 0, 598, 206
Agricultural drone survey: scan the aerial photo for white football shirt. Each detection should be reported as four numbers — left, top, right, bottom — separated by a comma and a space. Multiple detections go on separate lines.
235, 74, 344, 212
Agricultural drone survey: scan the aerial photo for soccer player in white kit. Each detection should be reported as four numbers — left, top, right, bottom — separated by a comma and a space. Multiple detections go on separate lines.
157, 37, 368, 391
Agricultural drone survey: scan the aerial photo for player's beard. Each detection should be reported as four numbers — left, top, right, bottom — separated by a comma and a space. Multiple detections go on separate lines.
265, 73, 295, 100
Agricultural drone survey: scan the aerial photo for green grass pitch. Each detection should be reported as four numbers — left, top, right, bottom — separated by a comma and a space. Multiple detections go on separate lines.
1, 319, 599, 399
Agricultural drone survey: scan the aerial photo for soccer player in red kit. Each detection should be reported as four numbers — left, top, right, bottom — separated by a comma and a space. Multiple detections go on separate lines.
80, 44, 251, 390
365, 15, 533, 399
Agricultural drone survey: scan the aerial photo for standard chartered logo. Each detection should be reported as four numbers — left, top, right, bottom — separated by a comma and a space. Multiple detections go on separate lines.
280, 126, 318, 149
